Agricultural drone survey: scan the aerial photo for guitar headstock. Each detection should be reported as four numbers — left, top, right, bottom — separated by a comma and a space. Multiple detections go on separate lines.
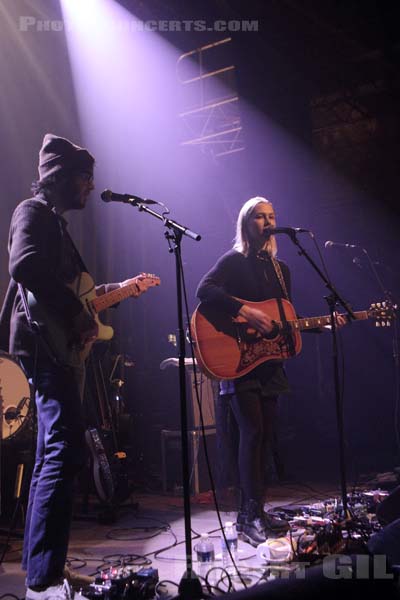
368, 301, 397, 327
137, 273, 161, 289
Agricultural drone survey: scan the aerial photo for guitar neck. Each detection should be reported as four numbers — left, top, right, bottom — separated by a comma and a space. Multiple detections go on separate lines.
291, 311, 369, 331
91, 282, 137, 313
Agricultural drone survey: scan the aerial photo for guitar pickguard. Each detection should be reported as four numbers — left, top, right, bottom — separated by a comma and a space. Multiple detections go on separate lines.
237, 334, 294, 372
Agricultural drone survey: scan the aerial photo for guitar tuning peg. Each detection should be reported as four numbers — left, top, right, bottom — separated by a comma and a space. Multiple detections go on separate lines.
387, 321, 391, 327
375, 321, 381, 327
382, 321, 386, 327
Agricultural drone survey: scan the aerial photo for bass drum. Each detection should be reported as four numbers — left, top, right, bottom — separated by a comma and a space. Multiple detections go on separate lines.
0, 353, 32, 442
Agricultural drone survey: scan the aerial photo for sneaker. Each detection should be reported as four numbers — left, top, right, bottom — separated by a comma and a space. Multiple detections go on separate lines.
26, 579, 89, 600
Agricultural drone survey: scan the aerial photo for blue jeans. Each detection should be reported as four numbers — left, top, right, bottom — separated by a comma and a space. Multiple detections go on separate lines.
20, 358, 86, 587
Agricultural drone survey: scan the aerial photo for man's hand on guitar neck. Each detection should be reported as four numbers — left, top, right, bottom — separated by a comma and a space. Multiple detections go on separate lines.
119, 273, 151, 298
238, 304, 277, 336
71, 309, 98, 348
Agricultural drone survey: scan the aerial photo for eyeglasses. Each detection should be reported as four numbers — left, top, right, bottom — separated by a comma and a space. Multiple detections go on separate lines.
76, 171, 94, 184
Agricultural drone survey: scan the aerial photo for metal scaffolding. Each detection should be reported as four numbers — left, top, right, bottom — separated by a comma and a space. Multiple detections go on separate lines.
177, 37, 245, 159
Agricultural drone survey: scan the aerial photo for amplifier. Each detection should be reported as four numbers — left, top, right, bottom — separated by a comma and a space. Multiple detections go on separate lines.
160, 427, 217, 495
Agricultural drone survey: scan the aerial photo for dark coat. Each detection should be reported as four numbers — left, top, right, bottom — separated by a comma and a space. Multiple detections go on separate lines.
0, 196, 84, 357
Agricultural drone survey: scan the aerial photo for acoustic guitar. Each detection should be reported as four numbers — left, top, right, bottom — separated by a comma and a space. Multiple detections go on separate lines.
191, 298, 395, 380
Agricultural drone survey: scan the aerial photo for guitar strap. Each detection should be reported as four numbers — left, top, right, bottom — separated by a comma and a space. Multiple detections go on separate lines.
56, 214, 89, 274
35, 196, 88, 274
52, 207, 91, 299
17, 283, 35, 330
271, 257, 296, 356
17, 283, 60, 365
271, 257, 289, 301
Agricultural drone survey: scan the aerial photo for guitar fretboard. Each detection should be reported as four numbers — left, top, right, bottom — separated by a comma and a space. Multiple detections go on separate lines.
286, 311, 369, 331
92, 282, 139, 313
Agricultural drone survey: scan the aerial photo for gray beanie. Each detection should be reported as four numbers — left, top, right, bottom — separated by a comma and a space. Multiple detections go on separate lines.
38, 133, 94, 181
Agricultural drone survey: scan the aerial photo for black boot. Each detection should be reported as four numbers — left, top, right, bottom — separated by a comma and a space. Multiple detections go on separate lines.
236, 491, 246, 533
263, 511, 290, 536
236, 508, 246, 533
240, 499, 267, 547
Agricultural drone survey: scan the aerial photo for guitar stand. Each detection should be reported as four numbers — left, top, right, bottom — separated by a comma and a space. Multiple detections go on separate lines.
79, 348, 139, 525
74, 460, 130, 526
284, 231, 356, 519
74, 441, 128, 526
74, 500, 119, 526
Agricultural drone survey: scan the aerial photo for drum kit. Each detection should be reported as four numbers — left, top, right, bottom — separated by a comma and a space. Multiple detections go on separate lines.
0, 353, 32, 443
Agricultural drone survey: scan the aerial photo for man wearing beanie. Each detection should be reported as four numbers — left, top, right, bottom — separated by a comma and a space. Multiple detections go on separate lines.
0, 134, 146, 599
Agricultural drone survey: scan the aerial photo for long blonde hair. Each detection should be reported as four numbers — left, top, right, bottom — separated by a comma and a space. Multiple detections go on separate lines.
233, 196, 277, 257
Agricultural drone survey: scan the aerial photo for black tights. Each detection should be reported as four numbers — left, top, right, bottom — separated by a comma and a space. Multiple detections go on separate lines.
230, 388, 278, 503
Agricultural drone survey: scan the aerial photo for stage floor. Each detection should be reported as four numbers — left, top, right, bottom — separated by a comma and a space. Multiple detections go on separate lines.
0, 481, 385, 597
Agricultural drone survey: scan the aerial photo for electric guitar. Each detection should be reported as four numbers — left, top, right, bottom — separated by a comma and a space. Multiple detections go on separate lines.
191, 298, 396, 380
85, 427, 115, 504
28, 272, 160, 367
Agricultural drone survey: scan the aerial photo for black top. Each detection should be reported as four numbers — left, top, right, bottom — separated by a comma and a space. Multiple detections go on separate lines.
0, 195, 84, 357
197, 249, 291, 310
196, 249, 292, 393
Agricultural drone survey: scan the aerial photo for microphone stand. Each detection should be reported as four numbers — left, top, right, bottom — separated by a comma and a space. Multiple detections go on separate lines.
359, 249, 399, 460
284, 231, 356, 519
114, 196, 203, 599
360, 248, 396, 304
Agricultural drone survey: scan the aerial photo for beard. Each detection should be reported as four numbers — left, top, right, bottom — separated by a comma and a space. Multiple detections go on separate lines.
60, 178, 89, 210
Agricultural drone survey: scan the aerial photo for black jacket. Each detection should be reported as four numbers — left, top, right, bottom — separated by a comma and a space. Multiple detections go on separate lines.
0, 196, 84, 357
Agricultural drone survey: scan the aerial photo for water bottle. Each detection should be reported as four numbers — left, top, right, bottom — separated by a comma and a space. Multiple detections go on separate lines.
194, 533, 215, 579
221, 521, 238, 568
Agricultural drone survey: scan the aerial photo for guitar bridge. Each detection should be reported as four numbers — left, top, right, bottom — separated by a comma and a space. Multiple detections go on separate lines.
234, 323, 242, 345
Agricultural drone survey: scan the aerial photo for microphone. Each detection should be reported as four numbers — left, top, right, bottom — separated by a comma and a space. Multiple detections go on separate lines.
101, 189, 157, 205
353, 256, 388, 270
4, 396, 29, 422
263, 227, 309, 239
102, 189, 201, 241
324, 240, 359, 249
